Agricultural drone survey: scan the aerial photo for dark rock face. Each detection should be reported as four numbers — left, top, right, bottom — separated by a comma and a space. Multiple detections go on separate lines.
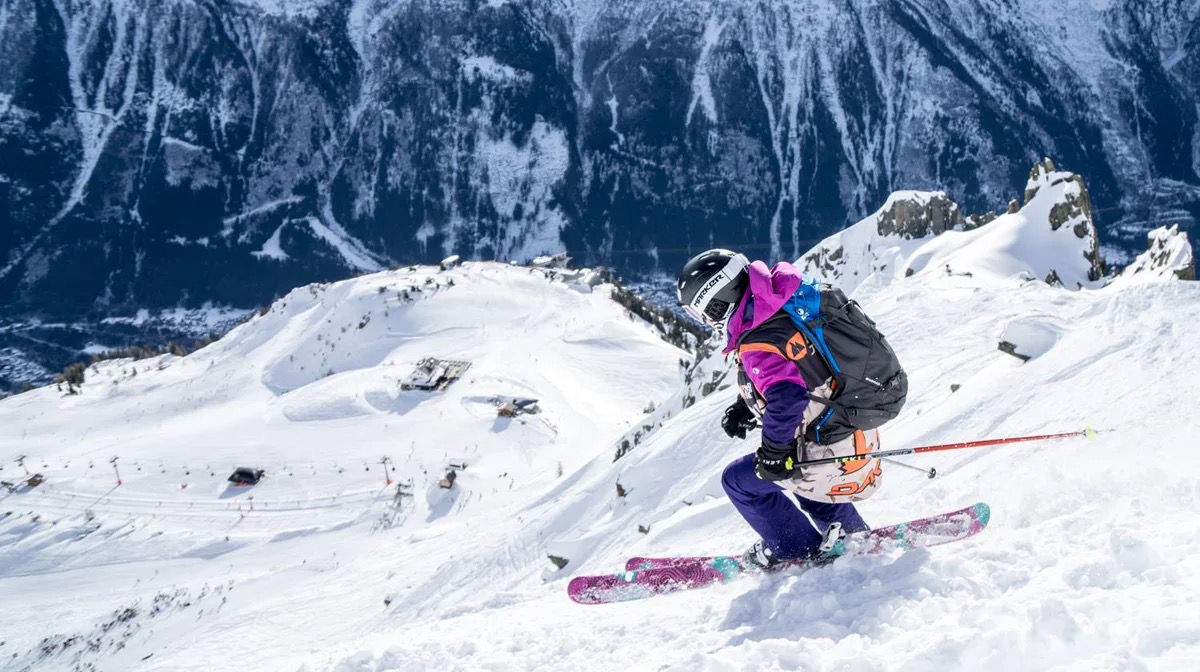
877, 194, 964, 239
801, 189, 962, 280
2, 1, 1199, 335
1179, 258, 1197, 281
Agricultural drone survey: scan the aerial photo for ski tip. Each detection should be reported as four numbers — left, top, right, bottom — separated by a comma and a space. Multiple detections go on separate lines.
972, 502, 991, 528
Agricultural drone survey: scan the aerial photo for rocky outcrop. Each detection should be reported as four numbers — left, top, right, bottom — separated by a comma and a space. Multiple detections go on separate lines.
965, 212, 996, 230
1023, 158, 1060, 203
876, 193, 965, 239
800, 242, 844, 280
802, 191, 963, 280
798, 159, 1115, 291
1120, 225, 1195, 281
1024, 159, 1106, 282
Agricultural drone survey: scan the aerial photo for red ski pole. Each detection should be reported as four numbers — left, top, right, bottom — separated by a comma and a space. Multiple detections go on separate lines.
794, 427, 1100, 469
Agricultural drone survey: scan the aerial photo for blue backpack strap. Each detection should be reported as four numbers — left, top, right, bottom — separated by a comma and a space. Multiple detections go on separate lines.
780, 276, 843, 442
782, 276, 822, 322
782, 277, 840, 373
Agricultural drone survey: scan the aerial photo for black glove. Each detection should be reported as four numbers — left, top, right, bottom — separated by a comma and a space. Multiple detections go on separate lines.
721, 397, 758, 439
755, 438, 800, 482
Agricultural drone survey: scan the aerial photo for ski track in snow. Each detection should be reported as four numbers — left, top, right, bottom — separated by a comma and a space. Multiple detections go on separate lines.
2, 253, 1200, 670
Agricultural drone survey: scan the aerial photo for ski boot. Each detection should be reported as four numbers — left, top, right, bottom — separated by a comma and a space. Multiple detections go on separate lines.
739, 539, 782, 571
818, 522, 844, 554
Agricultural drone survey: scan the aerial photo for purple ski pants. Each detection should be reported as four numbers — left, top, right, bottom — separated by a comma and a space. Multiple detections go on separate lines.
722, 452, 869, 559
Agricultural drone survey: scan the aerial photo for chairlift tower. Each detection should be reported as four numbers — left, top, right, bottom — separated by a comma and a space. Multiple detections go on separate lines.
380, 456, 393, 486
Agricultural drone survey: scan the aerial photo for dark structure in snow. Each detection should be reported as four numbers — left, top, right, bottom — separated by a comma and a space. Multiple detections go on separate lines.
3, 473, 46, 493
997, 341, 1033, 363
401, 359, 472, 392
227, 468, 265, 486
496, 397, 540, 417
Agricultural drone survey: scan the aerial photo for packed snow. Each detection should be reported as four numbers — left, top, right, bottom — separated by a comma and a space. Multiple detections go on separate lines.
3, 224, 1199, 671
0, 262, 684, 670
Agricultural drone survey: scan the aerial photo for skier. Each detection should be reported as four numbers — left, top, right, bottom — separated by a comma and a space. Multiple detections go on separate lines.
677, 249, 886, 569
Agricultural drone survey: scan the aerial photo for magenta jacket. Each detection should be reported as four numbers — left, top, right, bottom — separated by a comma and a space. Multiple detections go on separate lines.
723, 260, 810, 447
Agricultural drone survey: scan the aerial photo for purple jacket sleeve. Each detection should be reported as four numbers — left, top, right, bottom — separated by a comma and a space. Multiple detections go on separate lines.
739, 348, 809, 446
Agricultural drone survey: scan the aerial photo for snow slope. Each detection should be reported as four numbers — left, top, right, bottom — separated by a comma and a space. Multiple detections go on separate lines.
317, 257, 1200, 672
0, 262, 687, 671
3, 235, 1200, 670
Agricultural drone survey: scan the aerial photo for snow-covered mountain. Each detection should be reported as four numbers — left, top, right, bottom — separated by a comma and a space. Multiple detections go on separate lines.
799, 158, 1110, 292
0, 261, 691, 670
2, 199, 1198, 670
2, 0, 1199, 330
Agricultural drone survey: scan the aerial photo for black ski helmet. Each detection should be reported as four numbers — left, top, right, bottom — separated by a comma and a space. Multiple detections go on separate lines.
677, 249, 750, 327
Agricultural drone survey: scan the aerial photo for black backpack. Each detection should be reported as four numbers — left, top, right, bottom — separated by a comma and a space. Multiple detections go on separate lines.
780, 280, 908, 444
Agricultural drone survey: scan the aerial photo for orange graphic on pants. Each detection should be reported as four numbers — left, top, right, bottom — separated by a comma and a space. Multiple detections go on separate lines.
827, 459, 882, 498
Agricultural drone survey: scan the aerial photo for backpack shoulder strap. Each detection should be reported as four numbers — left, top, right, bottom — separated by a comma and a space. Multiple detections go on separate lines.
736, 312, 795, 358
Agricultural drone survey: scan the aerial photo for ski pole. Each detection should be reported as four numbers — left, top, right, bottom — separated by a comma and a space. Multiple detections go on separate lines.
795, 427, 1099, 469
881, 457, 936, 479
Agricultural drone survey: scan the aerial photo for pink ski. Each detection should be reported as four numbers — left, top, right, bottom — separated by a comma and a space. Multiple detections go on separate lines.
625, 502, 988, 571
569, 502, 989, 605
